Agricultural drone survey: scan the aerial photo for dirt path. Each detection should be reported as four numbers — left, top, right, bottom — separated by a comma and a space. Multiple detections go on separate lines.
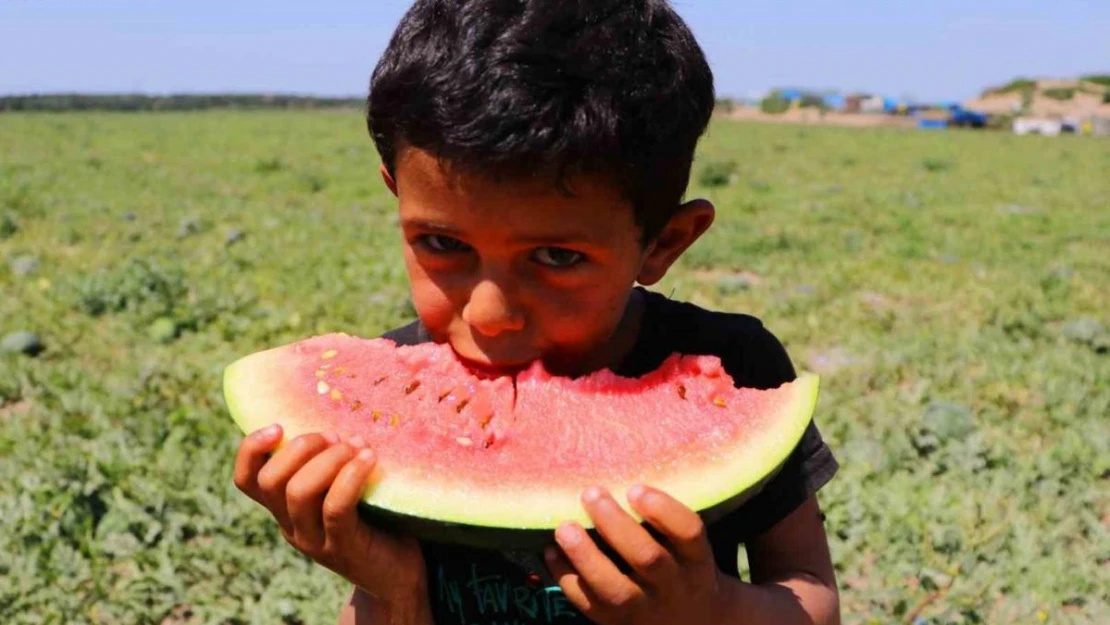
723, 106, 918, 129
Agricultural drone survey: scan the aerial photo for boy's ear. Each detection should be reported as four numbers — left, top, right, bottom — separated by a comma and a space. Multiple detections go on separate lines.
636, 199, 715, 286
380, 163, 399, 197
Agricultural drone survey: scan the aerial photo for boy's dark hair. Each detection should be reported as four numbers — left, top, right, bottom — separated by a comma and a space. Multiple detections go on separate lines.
367, 0, 715, 243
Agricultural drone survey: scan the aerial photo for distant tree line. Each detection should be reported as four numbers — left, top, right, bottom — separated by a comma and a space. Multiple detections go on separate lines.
0, 93, 364, 112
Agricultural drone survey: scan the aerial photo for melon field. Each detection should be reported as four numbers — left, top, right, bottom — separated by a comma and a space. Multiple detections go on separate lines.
1, 111, 1108, 624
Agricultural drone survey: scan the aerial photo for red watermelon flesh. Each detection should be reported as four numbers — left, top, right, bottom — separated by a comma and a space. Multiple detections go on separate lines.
223, 333, 819, 544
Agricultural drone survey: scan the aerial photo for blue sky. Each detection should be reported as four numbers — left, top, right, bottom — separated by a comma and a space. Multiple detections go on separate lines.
1, 0, 1107, 102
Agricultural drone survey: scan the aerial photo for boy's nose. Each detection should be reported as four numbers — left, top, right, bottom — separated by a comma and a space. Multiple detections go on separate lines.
462, 279, 526, 337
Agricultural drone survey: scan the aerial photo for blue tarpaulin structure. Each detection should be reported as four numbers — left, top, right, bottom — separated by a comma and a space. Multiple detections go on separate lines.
917, 118, 948, 129
778, 88, 806, 102
823, 94, 845, 110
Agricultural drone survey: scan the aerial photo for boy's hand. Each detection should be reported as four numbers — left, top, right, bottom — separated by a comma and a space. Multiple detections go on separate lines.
545, 485, 726, 625
233, 424, 428, 609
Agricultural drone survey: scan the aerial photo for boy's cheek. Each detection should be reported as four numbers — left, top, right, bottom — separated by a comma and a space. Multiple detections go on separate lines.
407, 280, 456, 334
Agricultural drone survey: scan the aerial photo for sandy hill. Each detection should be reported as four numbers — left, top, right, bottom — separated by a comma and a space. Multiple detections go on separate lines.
964, 77, 1110, 118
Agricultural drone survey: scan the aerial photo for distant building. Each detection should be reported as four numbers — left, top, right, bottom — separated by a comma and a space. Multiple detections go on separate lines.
860, 96, 886, 114
1013, 118, 1063, 136
844, 94, 869, 114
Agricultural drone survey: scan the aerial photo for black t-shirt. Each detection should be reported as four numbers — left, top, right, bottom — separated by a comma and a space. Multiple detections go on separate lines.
380, 287, 838, 625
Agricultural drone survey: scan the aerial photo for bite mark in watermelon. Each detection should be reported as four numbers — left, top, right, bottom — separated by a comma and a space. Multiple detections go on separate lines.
223, 333, 819, 549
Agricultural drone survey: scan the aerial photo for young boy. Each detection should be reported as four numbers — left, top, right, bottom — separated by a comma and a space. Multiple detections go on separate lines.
233, 1, 840, 623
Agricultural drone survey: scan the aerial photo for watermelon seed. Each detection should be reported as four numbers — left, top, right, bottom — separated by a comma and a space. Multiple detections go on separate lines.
455, 398, 470, 413
478, 412, 494, 428
317, 380, 330, 395
389, 415, 399, 427
456, 436, 473, 447
321, 350, 338, 360
371, 410, 381, 422
350, 399, 363, 411
315, 369, 327, 378
330, 389, 343, 401
713, 397, 727, 408
677, 384, 687, 400
372, 375, 388, 386
437, 389, 452, 402
404, 380, 421, 395
335, 367, 346, 374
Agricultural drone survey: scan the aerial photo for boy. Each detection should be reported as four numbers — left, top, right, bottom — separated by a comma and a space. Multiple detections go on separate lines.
233, 0, 841, 623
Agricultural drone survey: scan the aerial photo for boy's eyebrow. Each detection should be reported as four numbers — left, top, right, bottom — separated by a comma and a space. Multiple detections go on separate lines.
401, 218, 600, 245
400, 218, 461, 234
514, 232, 599, 245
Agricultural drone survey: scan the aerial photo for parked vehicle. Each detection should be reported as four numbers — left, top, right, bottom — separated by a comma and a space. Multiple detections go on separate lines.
948, 105, 989, 128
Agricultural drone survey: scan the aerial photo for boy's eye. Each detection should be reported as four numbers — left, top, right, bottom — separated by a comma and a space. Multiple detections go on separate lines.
421, 234, 470, 252
532, 247, 583, 268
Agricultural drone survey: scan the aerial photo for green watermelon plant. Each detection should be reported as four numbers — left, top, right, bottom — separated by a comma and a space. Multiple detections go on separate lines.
0, 111, 1107, 624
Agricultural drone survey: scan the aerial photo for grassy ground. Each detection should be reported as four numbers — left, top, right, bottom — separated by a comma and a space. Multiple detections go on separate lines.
1, 111, 1108, 624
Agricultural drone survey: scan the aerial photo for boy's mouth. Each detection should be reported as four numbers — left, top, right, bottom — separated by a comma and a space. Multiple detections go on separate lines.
452, 351, 536, 378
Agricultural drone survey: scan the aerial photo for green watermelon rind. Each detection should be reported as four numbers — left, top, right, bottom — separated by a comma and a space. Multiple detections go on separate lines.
223, 349, 819, 550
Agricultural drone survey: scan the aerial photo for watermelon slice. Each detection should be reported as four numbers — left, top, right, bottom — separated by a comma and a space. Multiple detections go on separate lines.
223, 333, 819, 549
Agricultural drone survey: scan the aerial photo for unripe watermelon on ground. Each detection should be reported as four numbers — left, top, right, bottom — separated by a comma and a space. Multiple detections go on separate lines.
223, 333, 819, 549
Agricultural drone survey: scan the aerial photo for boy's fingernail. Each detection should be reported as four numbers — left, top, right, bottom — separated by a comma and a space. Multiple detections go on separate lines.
357, 448, 375, 462
255, 424, 280, 438
627, 484, 647, 502
556, 523, 581, 547
323, 432, 340, 445
581, 486, 604, 504
349, 435, 367, 448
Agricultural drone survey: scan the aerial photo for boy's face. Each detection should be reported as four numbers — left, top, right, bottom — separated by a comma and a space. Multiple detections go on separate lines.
383, 148, 713, 377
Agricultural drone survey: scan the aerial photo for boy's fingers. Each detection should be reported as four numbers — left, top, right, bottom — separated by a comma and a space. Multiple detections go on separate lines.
581, 487, 678, 588
256, 433, 332, 527
628, 485, 713, 565
553, 522, 644, 609
286, 443, 362, 549
232, 424, 283, 502
545, 545, 598, 615
321, 448, 377, 546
